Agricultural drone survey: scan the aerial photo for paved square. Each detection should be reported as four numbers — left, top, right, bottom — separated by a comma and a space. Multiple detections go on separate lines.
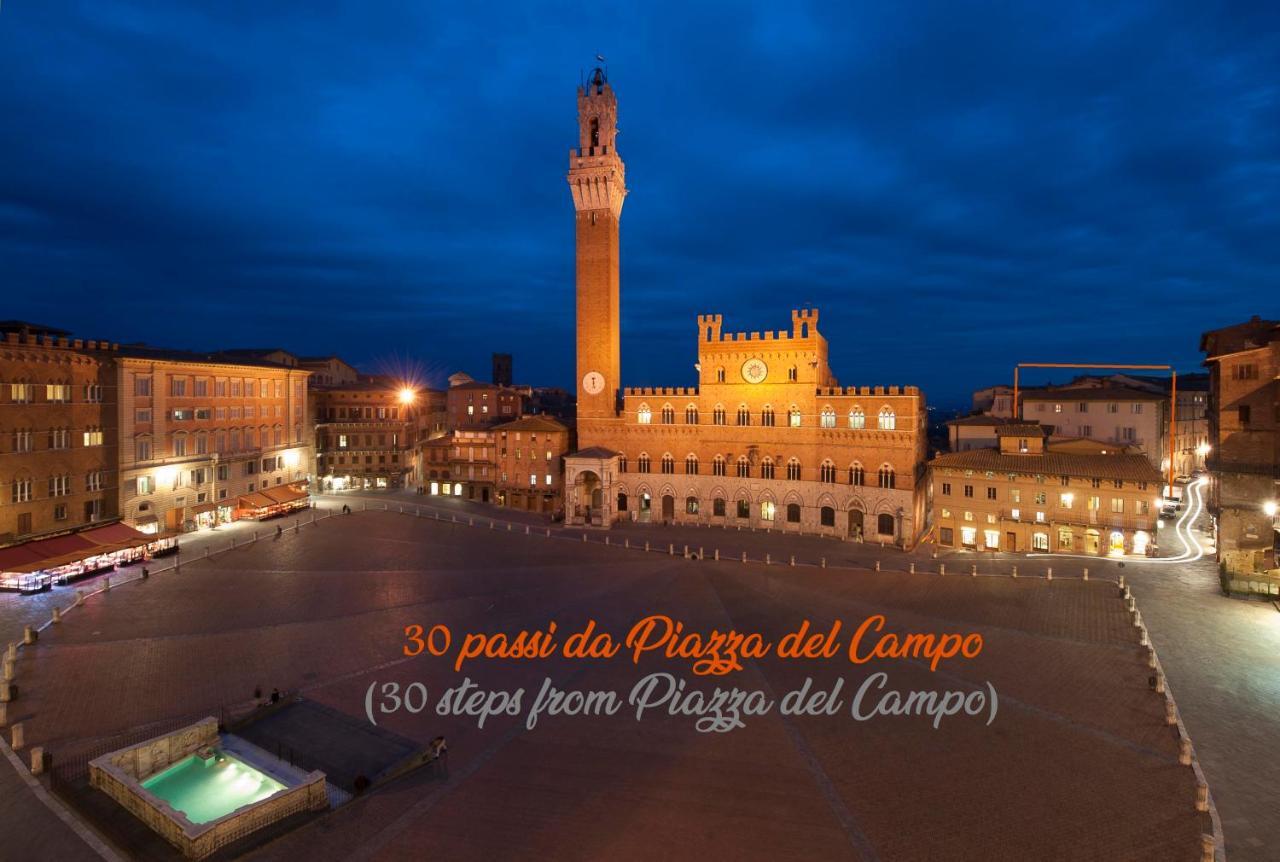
15, 510, 1209, 861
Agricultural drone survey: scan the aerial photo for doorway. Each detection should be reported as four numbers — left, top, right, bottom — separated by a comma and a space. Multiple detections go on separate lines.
661, 494, 675, 521
848, 509, 864, 539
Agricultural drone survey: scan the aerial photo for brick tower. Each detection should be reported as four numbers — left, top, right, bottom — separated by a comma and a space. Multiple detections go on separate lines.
569, 66, 626, 420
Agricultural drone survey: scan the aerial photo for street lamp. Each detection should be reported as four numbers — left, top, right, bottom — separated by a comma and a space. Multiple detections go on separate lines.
1264, 501, 1278, 518
398, 387, 416, 405
1196, 442, 1211, 457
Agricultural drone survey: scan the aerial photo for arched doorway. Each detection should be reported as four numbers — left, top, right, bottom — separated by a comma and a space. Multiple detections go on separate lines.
1085, 529, 1101, 555
661, 494, 675, 521
639, 492, 652, 522
573, 470, 603, 525
848, 509, 864, 539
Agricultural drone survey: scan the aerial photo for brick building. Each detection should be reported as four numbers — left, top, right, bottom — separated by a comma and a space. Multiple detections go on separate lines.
561, 69, 928, 543
312, 376, 425, 491
445, 380, 524, 430
494, 415, 571, 513
1200, 317, 1280, 574
0, 322, 118, 544
929, 425, 1161, 556
115, 348, 311, 533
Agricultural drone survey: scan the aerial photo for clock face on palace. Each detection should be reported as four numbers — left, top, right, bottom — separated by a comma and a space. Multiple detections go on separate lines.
582, 371, 605, 395
741, 358, 768, 384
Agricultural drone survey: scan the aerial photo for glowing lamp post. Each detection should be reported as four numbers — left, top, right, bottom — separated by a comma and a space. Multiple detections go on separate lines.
398, 387, 417, 406
1264, 501, 1278, 519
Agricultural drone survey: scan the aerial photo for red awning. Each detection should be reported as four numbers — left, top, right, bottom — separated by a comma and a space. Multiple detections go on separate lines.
0, 521, 158, 574
260, 485, 308, 505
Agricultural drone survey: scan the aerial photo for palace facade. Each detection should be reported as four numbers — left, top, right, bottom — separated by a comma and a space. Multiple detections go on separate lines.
563, 69, 928, 544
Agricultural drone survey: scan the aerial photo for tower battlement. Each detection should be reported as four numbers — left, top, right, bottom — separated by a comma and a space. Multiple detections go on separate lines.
696, 309, 824, 345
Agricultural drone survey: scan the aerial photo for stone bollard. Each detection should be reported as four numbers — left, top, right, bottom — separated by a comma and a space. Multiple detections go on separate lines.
1178, 737, 1192, 766
742, 551, 747, 563
104, 576, 112, 591
1127, 597, 1136, 612
644, 541, 650, 552
52, 607, 61, 624
625, 539, 630, 549
1155, 674, 1165, 694
668, 543, 674, 556
684, 545, 690, 558
205, 547, 211, 558
30, 746, 43, 775
1011, 565, 1018, 578
1147, 646, 1157, 668
766, 554, 771, 566
546, 529, 551, 537
2, 660, 13, 681
1200, 835, 1215, 862
1165, 699, 1177, 726
5, 643, 14, 662
0, 682, 11, 703
507, 523, 512, 532
23, 626, 36, 645
971, 563, 978, 576
1140, 628, 1149, 646
1082, 567, 1089, 581
489, 521, 494, 530
604, 536, 610, 546
874, 560, 880, 571
699, 547, 704, 559
1124, 585, 1131, 600
714, 549, 720, 561
0, 701, 6, 726
1196, 781, 1209, 812
11, 721, 24, 750
790, 555, 795, 567
526, 526, 530, 535
1134, 611, 1143, 629
821, 557, 826, 569
1046, 567, 1053, 581
909, 562, 915, 574
76, 589, 85, 606
1119, 575, 1126, 590
939, 563, 946, 576
584, 534, 588, 543
469, 519, 474, 527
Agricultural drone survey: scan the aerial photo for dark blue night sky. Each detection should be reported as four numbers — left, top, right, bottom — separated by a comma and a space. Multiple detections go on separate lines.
2, 2, 1277, 407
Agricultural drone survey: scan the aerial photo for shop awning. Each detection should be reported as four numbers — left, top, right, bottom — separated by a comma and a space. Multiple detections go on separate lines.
188, 502, 218, 515
237, 492, 277, 510
259, 485, 308, 505
0, 522, 162, 574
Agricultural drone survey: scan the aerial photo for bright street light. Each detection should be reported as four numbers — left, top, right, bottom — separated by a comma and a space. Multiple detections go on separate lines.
398, 387, 416, 405
1264, 501, 1278, 518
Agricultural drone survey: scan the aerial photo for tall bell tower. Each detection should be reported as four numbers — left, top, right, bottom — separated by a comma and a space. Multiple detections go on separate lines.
569, 66, 626, 421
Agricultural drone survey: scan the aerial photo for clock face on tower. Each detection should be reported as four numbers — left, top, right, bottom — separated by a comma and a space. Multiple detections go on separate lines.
741, 358, 768, 384
582, 371, 605, 395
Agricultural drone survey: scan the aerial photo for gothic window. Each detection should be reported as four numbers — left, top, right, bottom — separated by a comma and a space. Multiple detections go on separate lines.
637, 404, 651, 424
849, 463, 865, 486
713, 405, 726, 425
878, 464, 895, 489
761, 406, 775, 427
788, 407, 801, 427
661, 453, 675, 474
685, 454, 698, 475
618, 455, 628, 473
878, 513, 895, 536
716, 367, 726, 382
878, 406, 896, 430
786, 458, 801, 481
685, 404, 698, 424
786, 503, 801, 522
760, 457, 775, 480
638, 453, 651, 473
713, 454, 726, 476
736, 456, 750, 478
737, 405, 750, 426
820, 506, 835, 527
685, 496, 699, 515
788, 366, 798, 382
849, 407, 865, 429
820, 461, 836, 483
820, 406, 836, 428
661, 404, 675, 424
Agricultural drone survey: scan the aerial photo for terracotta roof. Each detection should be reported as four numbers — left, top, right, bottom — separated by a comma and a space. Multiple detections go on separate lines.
995, 423, 1045, 436
492, 415, 568, 433
568, 446, 620, 459
928, 448, 1163, 483
1021, 386, 1166, 402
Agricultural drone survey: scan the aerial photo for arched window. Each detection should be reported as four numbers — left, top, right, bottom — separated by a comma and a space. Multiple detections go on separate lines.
661, 453, 675, 474
820, 506, 835, 527
760, 457, 775, 480
788, 406, 802, 427
878, 406, 896, 430
820, 460, 836, 483
713, 404, 726, 425
685, 404, 698, 424
685, 454, 698, 475
788, 366, 798, 382
786, 458, 801, 481
849, 463, 865, 486
878, 513, 895, 536
786, 502, 801, 522
820, 406, 836, 428
637, 404, 651, 424
638, 454, 651, 473
685, 496, 699, 515
618, 455, 628, 473
849, 407, 865, 429
713, 454, 726, 476
736, 456, 750, 478
736, 405, 750, 426
660, 404, 675, 424
761, 406, 775, 427
617, 492, 628, 511
716, 367, 726, 382
878, 464, 895, 489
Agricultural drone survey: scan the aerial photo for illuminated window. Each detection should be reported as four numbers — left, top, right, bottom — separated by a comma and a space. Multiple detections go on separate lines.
820, 407, 836, 428
760, 500, 776, 522
637, 405, 651, 424
1033, 532, 1049, 551
877, 407, 896, 430
788, 407, 801, 427
849, 408, 865, 429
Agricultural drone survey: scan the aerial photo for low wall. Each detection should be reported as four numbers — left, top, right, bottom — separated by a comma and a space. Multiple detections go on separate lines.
88, 718, 327, 859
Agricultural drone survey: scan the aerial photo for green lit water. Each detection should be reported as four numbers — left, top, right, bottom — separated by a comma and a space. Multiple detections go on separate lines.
142, 751, 285, 824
